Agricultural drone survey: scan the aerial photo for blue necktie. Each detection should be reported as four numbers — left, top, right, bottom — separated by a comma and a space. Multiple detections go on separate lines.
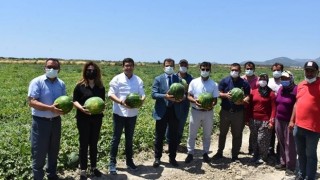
168, 75, 172, 87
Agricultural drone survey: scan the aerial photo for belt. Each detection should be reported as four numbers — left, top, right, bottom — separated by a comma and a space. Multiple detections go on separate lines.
192, 107, 212, 112
34, 116, 60, 121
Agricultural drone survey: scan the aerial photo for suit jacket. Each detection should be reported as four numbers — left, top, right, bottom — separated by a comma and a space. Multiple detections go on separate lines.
152, 73, 183, 120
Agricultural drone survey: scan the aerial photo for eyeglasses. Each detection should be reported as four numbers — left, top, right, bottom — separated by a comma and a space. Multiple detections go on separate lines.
246, 68, 253, 70
201, 69, 210, 71
231, 69, 239, 72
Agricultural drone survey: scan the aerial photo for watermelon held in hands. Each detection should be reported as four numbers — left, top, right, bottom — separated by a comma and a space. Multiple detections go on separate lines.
125, 93, 143, 108
84, 97, 105, 114
168, 83, 185, 100
67, 152, 79, 168
198, 92, 214, 109
180, 79, 188, 91
54, 96, 73, 114
230, 87, 244, 102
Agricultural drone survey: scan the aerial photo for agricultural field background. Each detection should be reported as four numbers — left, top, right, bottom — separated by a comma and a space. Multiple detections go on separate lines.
0, 59, 305, 179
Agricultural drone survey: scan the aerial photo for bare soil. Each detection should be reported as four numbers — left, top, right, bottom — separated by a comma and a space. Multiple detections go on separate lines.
61, 127, 320, 180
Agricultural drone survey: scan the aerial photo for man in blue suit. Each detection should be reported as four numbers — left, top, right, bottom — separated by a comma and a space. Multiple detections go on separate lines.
152, 58, 183, 168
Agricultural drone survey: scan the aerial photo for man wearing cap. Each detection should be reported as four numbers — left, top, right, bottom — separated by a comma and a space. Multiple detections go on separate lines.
174, 59, 193, 151
289, 61, 320, 180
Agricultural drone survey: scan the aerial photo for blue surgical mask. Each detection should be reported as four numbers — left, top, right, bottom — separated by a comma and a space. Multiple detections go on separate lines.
280, 80, 291, 87
201, 70, 210, 78
45, 68, 58, 78
245, 70, 254, 76
305, 77, 317, 84
164, 66, 174, 75
179, 67, 188, 73
258, 80, 268, 87
273, 71, 282, 78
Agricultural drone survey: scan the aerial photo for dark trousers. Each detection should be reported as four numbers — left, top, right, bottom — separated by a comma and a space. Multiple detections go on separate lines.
31, 116, 61, 180
154, 107, 179, 160
76, 117, 102, 170
110, 114, 137, 164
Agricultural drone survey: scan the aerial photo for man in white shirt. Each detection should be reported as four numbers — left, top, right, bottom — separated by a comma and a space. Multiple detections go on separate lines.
268, 62, 283, 158
107, 58, 145, 174
185, 62, 219, 164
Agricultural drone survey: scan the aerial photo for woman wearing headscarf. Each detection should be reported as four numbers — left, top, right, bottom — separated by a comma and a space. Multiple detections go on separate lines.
248, 73, 276, 164
274, 71, 297, 175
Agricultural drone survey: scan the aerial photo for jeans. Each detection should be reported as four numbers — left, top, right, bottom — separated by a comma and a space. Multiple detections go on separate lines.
76, 117, 102, 170
31, 116, 61, 180
293, 126, 320, 180
109, 114, 137, 164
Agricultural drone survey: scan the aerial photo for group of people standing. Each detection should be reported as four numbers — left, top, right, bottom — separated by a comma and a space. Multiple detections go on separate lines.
27, 58, 319, 180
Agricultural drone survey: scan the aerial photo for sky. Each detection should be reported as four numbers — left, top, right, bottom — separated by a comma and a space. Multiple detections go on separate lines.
0, 0, 319, 64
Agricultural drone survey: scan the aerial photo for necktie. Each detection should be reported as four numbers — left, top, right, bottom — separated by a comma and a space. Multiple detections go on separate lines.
168, 75, 172, 87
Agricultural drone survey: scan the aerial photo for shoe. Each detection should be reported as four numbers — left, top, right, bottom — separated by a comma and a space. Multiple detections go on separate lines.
80, 170, 87, 180
231, 156, 240, 163
255, 158, 264, 164
203, 153, 210, 163
169, 159, 179, 167
108, 163, 117, 175
211, 152, 223, 160
285, 169, 295, 176
185, 154, 193, 163
275, 164, 286, 170
126, 161, 138, 171
91, 168, 102, 177
153, 158, 161, 168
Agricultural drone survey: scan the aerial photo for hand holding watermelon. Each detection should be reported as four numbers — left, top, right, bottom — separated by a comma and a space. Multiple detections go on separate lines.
54, 95, 73, 115
198, 92, 214, 110
168, 83, 185, 102
84, 97, 105, 114
124, 93, 144, 108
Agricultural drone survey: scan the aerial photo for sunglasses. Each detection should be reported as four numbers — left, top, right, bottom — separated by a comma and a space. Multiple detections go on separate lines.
201, 69, 210, 71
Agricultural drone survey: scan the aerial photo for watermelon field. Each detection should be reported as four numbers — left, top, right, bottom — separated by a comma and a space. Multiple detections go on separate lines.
0, 59, 305, 179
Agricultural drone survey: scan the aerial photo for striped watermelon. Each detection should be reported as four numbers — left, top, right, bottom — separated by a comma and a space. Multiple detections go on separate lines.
54, 96, 73, 114
84, 97, 105, 114
198, 92, 214, 109
125, 93, 143, 108
169, 83, 185, 100
230, 87, 244, 102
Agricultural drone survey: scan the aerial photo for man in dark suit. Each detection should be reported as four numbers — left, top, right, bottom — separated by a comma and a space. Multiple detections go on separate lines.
152, 58, 183, 167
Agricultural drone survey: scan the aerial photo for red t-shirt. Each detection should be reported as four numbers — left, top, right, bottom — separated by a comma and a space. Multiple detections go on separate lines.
249, 88, 276, 123
295, 78, 320, 133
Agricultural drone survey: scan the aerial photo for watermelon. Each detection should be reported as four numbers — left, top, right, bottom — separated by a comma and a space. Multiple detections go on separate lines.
198, 92, 214, 109
54, 95, 73, 114
84, 97, 105, 114
168, 83, 185, 100
125, 93, 143, 108
180, 79, 188, 91
67, 152, 79, 168
230, 87, 244, 102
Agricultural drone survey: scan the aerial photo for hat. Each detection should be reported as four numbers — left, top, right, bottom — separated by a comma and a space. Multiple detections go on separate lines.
304, 61, 319, 70
179, 59, 188, 64
281, 70, 293, 78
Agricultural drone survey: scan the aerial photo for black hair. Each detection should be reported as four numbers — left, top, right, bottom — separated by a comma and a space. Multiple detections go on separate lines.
122, 58, 135, 67
244, 61, 255, 70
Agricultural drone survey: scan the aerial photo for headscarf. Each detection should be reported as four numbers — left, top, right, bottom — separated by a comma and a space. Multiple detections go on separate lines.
258, 73, 272, 97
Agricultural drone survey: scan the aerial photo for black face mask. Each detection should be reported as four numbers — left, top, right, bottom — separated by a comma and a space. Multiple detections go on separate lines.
85, 70, 97, 80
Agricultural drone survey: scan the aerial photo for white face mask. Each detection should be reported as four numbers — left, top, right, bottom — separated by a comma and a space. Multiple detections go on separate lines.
305, 77, 317, 84
273, 71, 282, 78
230, 71, 239, 78
245, 70, 254, 76
164, 66, 174, 75
258, 80, 268, 87
179, 67, 187, 73
201, 71, 210, 78
45, 68, 58, 78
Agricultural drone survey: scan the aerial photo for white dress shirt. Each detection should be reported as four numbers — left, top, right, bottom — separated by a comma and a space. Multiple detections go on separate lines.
108, 73, 145, 117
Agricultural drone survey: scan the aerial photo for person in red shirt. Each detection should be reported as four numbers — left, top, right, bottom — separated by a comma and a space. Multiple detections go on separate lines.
248, 73, 276, 164
289, 61, 320, 180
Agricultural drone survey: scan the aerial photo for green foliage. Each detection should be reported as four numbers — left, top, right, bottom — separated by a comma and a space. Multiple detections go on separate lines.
0, 62, 305, 178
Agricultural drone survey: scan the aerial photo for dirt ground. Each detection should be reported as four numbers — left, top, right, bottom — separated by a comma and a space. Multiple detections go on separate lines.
61, 127, 320, 180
